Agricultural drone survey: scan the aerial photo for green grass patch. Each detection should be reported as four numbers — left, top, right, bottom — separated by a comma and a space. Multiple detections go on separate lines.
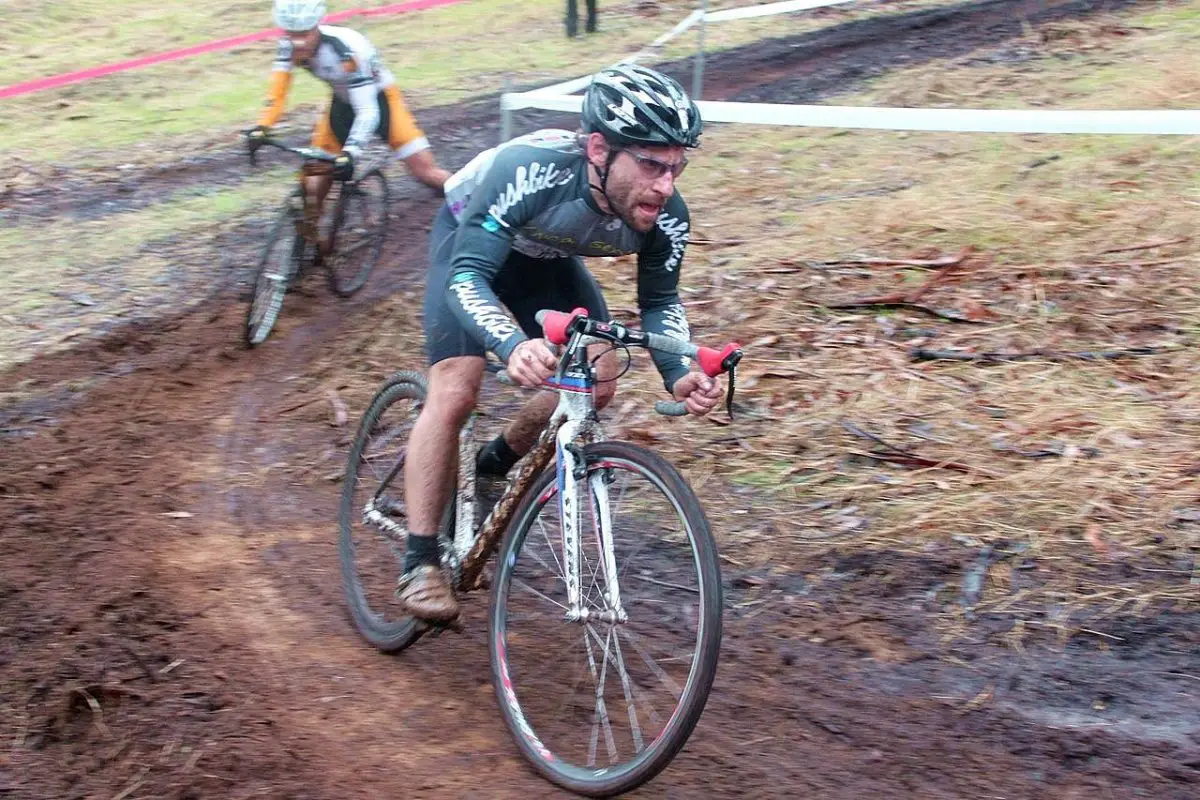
1, 0, 974, 165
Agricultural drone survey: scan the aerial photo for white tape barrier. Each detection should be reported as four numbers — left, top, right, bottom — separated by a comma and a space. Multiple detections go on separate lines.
706, 0, 854, 23
501, 93, 1200, 134
530, 10, 707, 97
527, 0, 850, 98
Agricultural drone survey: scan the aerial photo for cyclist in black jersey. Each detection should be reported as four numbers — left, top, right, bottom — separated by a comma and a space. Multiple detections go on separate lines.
397, 65, 724, 623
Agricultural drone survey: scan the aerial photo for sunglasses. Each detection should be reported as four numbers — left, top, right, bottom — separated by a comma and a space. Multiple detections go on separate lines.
625, 150, 688, 180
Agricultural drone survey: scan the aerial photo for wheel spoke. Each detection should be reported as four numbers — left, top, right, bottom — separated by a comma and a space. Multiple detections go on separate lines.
618, 626, 684, 701
581, 625, 617, 766
588, 624, 645, 753
512, 578, 568, 612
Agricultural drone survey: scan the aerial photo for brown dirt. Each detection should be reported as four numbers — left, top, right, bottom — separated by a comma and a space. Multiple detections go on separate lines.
2, 1, 1197, 797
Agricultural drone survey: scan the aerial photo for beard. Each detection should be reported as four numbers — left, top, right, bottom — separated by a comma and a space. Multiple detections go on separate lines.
603, 171, 665, 234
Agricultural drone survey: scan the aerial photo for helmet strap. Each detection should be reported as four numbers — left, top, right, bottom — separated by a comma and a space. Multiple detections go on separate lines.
589, 146, 621, 216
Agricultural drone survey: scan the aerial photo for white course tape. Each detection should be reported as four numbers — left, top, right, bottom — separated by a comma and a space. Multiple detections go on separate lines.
696, 101, 1200, 134
523, 0, 852, 99
705, 0, 854, 23
529, 9, 706, 97
501, 93, 1200, 135
653, 8, 707, 46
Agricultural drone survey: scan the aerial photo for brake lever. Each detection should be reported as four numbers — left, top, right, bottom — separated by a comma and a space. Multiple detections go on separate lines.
721, 350, 743, 420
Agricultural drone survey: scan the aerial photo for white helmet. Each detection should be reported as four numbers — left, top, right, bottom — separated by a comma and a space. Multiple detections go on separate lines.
274, 0, 326, 32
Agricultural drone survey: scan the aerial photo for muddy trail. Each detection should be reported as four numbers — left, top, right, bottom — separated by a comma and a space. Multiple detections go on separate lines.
3, 0, 1197, 798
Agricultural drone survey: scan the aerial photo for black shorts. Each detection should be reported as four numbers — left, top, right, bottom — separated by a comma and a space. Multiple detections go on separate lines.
423, 204, 610, 366
318, 87, 428, 158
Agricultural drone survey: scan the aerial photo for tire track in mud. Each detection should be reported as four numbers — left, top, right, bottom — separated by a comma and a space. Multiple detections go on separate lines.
4, 0, 1196, 797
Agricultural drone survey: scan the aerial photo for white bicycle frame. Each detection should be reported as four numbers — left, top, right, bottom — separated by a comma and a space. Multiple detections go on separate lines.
443, 337, 627, 624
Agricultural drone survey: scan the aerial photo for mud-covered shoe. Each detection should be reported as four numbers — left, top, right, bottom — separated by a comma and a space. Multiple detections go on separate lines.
396, 565, 460, 624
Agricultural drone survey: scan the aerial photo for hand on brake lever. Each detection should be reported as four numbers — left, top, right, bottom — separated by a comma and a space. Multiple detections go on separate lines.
506, 339, 558, 387
671, 372, 723, 417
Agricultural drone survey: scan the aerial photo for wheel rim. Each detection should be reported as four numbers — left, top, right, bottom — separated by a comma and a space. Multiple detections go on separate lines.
493, 456, 716, 784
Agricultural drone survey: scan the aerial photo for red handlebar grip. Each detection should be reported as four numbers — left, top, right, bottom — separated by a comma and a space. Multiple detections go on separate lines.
696, 343, 741, 377
542, 307, 589, 345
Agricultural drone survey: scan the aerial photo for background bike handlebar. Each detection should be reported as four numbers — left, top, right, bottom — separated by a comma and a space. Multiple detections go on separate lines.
247, 133, 340, 167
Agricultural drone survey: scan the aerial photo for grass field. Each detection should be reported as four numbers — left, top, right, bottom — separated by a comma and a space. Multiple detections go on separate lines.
0, 0, 968, 164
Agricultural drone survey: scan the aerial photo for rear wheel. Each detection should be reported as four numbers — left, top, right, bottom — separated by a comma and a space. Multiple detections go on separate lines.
490, 441, 723, 797
245, 205, 302, 346
338, 371, 428, 652
326, 168, 388, 296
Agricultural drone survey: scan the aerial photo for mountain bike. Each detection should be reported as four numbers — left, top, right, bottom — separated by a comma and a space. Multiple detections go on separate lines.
338, 308, 743, 797
244, 137, 389, 346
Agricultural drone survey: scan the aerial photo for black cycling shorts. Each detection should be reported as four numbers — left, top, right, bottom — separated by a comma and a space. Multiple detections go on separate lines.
423, 204, 610, 366
316, 87, 428, 158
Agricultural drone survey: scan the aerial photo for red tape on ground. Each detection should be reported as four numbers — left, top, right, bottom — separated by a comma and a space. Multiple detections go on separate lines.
0, 0, 466, 100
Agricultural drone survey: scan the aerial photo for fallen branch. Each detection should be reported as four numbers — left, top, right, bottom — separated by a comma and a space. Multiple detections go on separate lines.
992, 441, 1101, 460
689, 237, 749, 248
910, 346, 1173, 363
826, 301, 986, 324
840, 420, 915, 456
799, 179, 915, 210
1100, 237, 1190, 255
822, 245, 974, 270
823, 254, 987, 323
840, 420, 998, 477
847, 449, 982, 476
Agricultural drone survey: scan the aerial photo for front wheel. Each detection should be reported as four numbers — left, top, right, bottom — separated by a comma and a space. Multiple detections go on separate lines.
489, 441, 723, 797
326, 168, 388, 297
245, 205, 302, 346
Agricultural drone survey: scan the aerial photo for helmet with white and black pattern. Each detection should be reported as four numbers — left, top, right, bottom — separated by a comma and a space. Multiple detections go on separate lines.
274, 0, 326, 32
582, 64, 702, 149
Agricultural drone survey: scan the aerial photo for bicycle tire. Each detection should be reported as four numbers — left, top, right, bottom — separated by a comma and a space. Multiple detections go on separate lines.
326, 168, 388, 297
338, 369, 429, 652
245, 204, 302, 346
489, 441, 723, 797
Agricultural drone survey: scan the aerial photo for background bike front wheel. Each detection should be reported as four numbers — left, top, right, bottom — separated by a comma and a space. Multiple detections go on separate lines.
489, 441, 723, 797
245, 206, 302, 346
326, 168, 388, 297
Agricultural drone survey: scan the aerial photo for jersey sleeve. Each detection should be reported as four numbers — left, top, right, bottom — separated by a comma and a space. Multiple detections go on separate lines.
637, 192, 693, 393
258, 38, 295, 128
445, 146, 576, 362
341, 52, 380, 156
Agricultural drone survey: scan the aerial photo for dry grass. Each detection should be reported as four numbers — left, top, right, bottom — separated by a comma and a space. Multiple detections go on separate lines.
315, 2, 1200, 627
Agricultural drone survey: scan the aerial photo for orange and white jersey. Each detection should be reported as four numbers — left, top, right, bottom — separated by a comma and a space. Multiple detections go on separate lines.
259, 25, 410, 155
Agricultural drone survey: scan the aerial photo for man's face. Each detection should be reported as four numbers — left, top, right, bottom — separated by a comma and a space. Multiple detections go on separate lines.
590, 136, 688, 233
287, 28, 321, 62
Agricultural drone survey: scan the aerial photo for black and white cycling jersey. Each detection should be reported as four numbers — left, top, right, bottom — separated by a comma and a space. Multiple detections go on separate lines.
440, 129, 694, 389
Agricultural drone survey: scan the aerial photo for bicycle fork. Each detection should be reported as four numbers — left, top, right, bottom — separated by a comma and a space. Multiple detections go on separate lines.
557, 419, 628, 625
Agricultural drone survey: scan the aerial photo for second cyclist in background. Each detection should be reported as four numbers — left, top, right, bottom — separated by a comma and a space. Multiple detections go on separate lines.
247, 0, 451, 246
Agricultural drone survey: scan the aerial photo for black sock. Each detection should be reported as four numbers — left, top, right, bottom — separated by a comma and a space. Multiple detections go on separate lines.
476, 434, 521, 477
404, 533, 441, 572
